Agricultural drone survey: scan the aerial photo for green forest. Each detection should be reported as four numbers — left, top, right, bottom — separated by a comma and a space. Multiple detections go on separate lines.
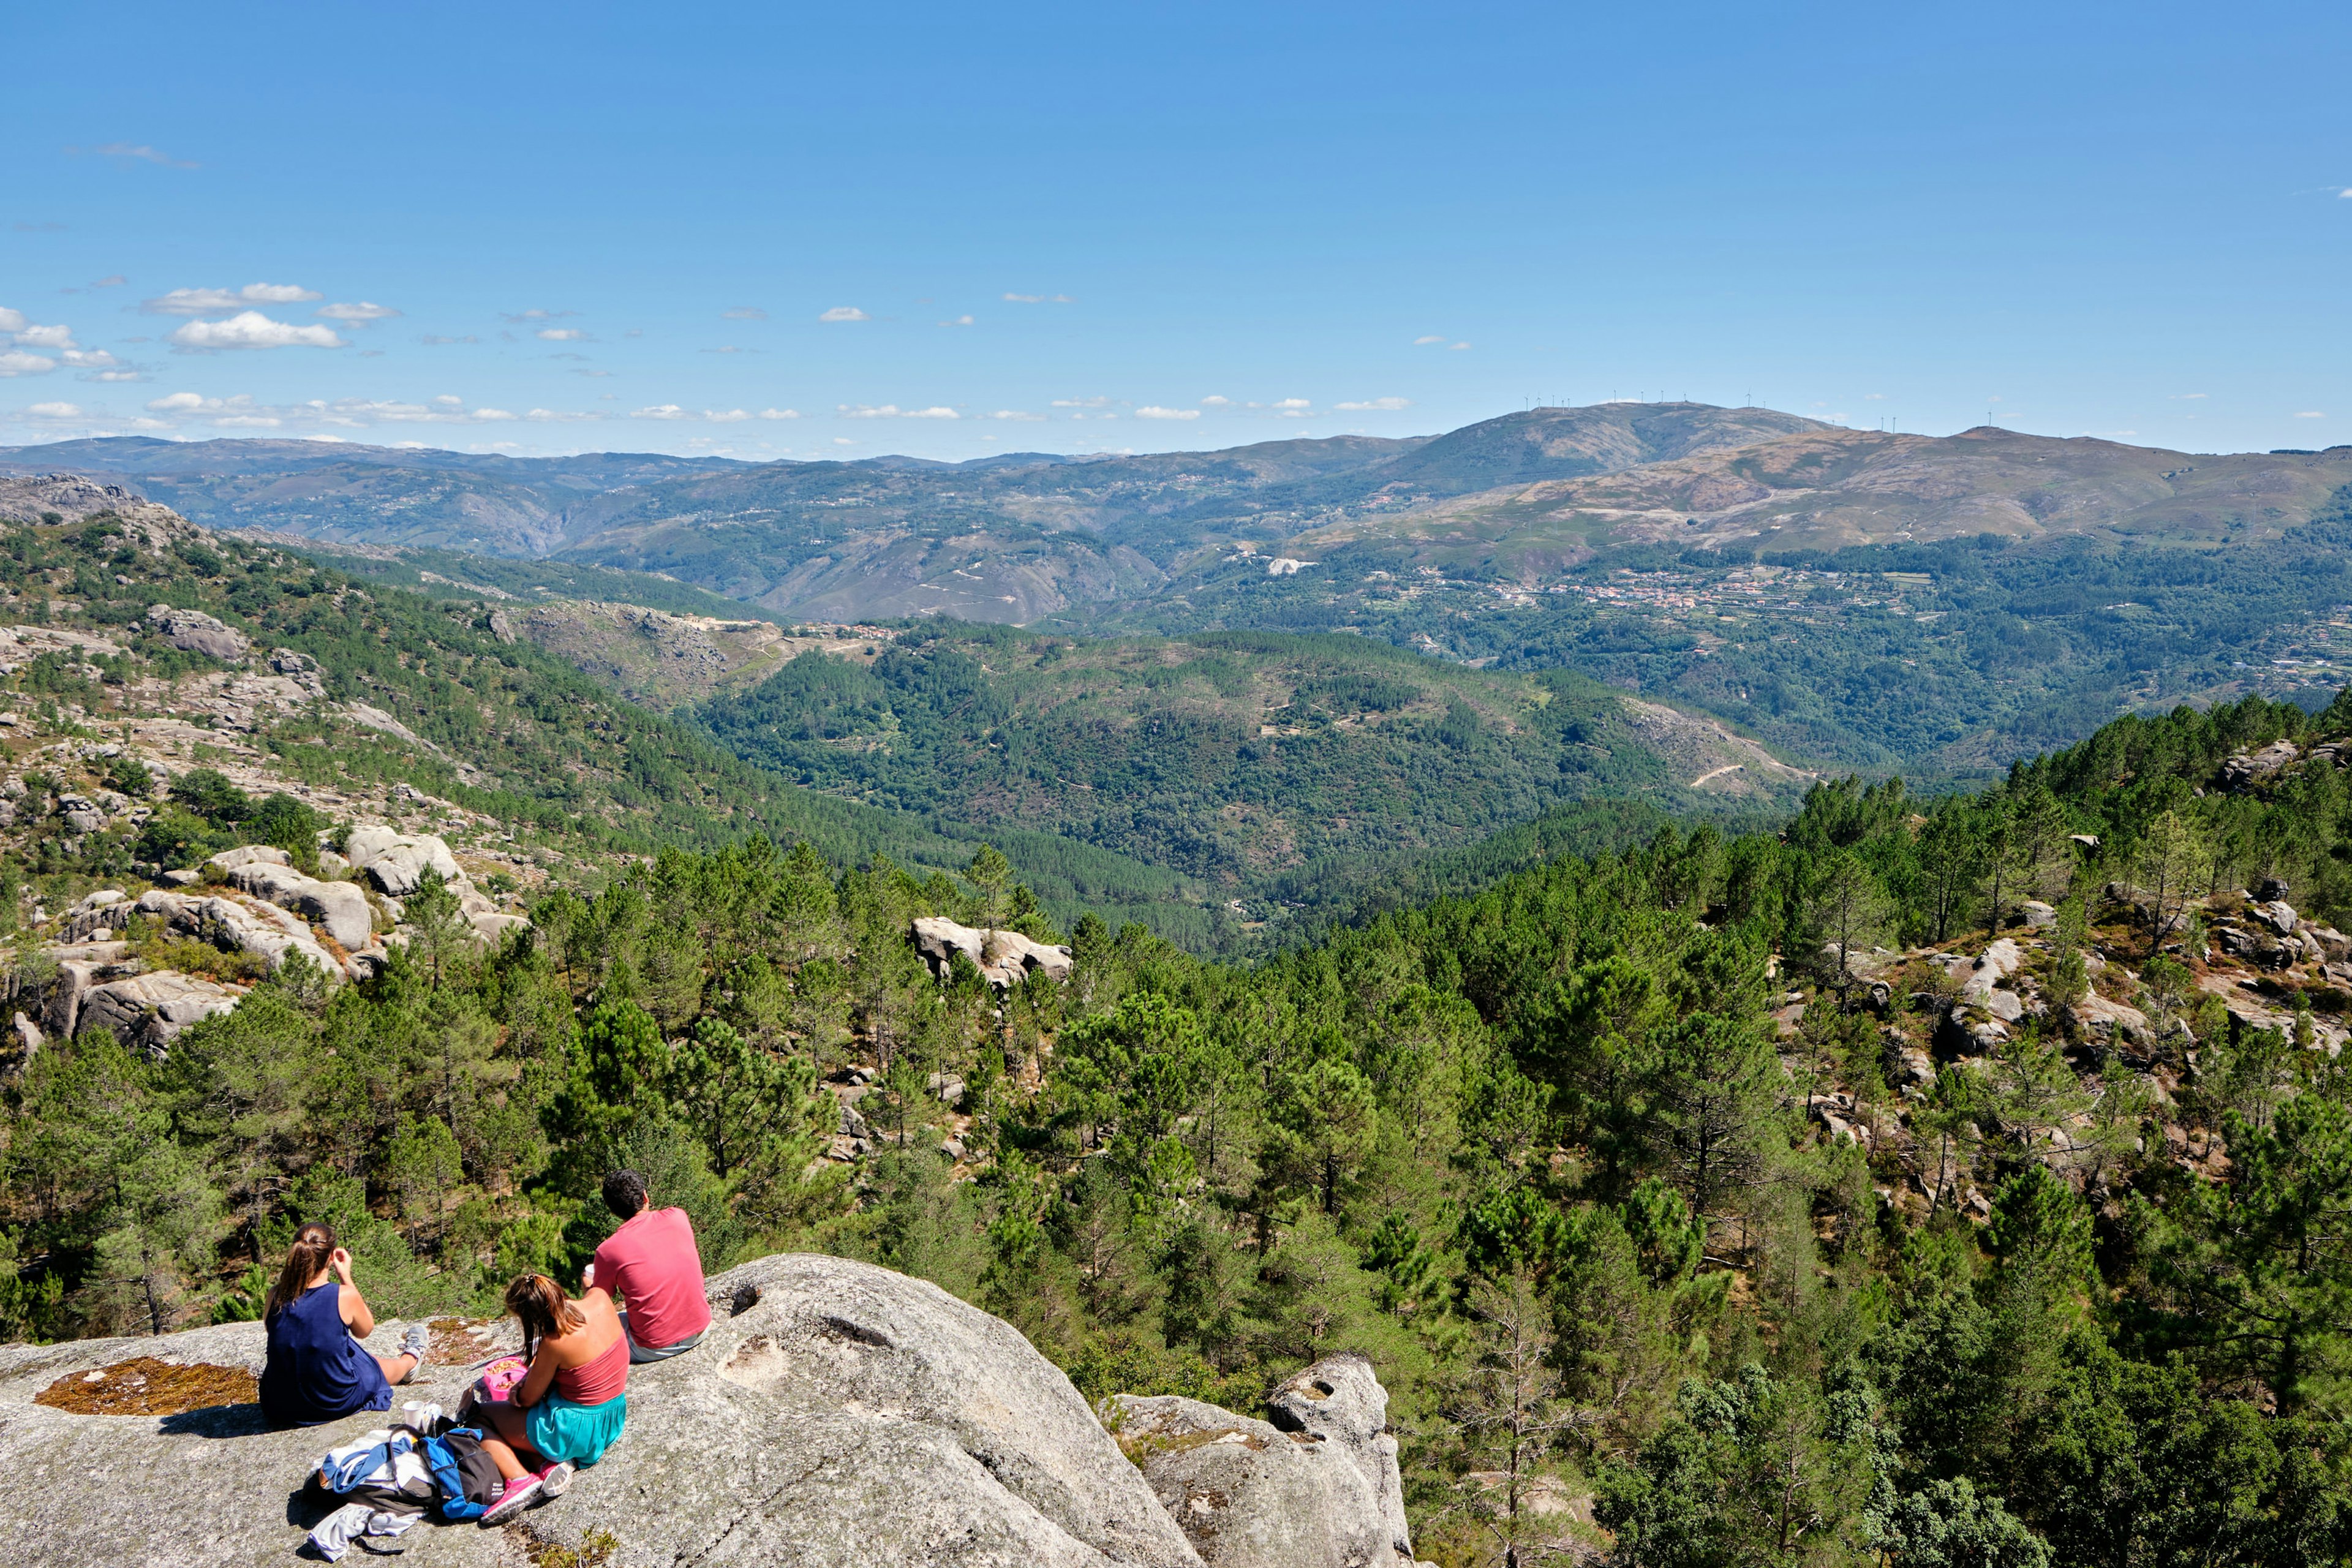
691, 623, 1787, 899
9, 671, 2352, 1563
1075, 489, 2352, 781
0, 510, 1204, 934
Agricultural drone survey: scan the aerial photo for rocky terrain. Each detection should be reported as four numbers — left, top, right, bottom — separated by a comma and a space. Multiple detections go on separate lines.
484, 601, 885, 712
1781, 739, 2352, 1221
0, 1251, 1423, 1567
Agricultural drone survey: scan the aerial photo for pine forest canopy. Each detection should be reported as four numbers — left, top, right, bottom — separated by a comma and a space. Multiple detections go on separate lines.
9, 630, 2352, 1561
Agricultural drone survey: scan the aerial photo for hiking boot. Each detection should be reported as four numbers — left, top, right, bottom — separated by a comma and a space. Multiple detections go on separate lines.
477, 1475, 540, 1524
537, 1461, 575, 1499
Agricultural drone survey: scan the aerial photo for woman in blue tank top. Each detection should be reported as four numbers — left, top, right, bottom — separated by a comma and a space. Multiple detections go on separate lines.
258, 1223, 430, 1428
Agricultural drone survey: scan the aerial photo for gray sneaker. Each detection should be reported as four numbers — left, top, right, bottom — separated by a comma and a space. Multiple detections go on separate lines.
399, 1324, 431, 1360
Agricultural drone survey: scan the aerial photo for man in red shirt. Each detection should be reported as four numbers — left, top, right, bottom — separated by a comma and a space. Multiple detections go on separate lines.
586, 1170, 712, 1363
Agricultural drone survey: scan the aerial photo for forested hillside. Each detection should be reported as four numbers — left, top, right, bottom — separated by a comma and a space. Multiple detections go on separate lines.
1082, 483, 2352, 777
0, 480, 1200, 934
691, 624, 1812, 902
9, 674, 2352, 1563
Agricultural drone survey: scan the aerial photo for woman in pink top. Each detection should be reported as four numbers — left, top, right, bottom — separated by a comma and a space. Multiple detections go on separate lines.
475, 1274, 628, 1524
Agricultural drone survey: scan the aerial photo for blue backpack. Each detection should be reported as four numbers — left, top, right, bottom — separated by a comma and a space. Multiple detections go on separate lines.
421, 1427, 505, 1520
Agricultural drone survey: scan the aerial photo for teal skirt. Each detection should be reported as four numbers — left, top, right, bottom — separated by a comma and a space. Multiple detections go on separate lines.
524, 1391, 627, 1464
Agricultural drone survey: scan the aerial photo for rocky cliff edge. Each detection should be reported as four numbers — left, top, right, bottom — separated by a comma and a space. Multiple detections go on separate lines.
0, 1252, 1216, 1567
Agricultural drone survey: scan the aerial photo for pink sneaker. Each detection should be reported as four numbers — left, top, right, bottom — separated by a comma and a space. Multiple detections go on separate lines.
477, 1474, 540, 1524
537, 1461, 575, 1498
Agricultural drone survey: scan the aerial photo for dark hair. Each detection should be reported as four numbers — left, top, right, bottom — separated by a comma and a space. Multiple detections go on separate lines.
505, 1273, 586, 1359
602, 1169, 649, 1219
265, 1221, 336, 1322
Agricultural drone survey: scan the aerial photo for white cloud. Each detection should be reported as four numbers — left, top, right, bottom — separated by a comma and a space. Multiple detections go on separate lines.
832, 437, 855, 446
61, 350, 120, 368
1052, 396, 1114, 409
89, 275, 126, 288
537, 327, 588, 341
169, 311, 344, 350
143, 284, 320, 315
939, 314, 974, 326
1135, 406, 1199, 420
1335, 396, 1411, 412
75, 142, 198, 168
96, 143, 197, 167
526, 409, 595, 423
214, 414, 282, 428
500, 309, 578, 322
15, 323, 77, 350
631, 404, 692, 420
2172, 393, 2207, 400
472, 408, 516, 421
0, 309, 23, 333
818, 306, 869, 322
987, 410, 1044, 421
1449, 341, 1470, 351
83, 368, 144, 382
705, 409, 751, 423
1001, 293, 1073, 303
1272, 398, 1311, 410
1200, 395, 1232, 407
839, 404, 958, 420
2295, 410, 2326, 418
317, 301, 400, 325
703, 345, 748, 354
1413, 335, 1446, 345
721, 306, 768, 320
148, 391, 206, 412
758, 408, 801, 420
26, 401, 81, 419
0, 352, 56, 377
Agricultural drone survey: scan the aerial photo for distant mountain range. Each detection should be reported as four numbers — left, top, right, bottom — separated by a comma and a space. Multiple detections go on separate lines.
13, 407, 2352, 782
7, 406, 2348, 630
0, 404, 1833, 619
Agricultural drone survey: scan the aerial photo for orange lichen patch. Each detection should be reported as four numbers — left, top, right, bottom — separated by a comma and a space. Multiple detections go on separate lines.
35, 1357, 256, 1416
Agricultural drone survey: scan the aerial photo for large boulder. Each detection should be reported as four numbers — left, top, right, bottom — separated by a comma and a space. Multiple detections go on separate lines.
1110, 1377, 1416, 1568
74, 970, 241, 1053
0, 1253, 1205, 1568
912, 915, 1076, 987
212, 852, 375, 951
134, 889, 343, 980
145, 603, 250, 661
342, 826, 464, 897
1267, 1355, 1415, 1567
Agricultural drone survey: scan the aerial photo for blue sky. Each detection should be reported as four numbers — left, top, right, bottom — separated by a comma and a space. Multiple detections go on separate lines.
2, 1, 2346, 461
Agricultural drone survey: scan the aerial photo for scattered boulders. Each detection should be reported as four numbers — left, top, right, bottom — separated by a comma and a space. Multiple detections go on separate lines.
135, 888, 344, 979
2222, 740, 2300, 791
209, 846, 374, 950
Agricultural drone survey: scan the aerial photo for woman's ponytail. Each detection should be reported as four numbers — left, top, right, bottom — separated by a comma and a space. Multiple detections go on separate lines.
505, 1273, 586, 1359
265, 1222, 337, 1322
